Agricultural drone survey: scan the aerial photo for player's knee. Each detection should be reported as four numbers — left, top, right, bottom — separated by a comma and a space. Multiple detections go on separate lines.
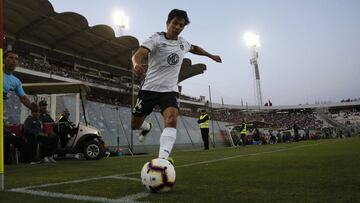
164, 115, 177, 127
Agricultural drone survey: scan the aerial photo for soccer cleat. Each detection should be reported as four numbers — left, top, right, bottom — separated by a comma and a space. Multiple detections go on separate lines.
139, 122, 152, 142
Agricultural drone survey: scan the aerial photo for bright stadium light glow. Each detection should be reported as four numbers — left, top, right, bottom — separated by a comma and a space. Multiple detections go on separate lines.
113, 10, 129, 29
244, 32, 260, 47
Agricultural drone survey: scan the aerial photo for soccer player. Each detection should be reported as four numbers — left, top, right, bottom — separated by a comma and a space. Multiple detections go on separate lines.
131, 9, 222, 160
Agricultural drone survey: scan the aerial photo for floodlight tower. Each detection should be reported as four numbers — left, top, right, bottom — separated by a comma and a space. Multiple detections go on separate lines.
244, 32, 263, 109
113, 10, 129, 36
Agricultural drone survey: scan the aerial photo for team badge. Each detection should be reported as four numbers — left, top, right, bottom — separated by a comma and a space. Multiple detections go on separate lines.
167, 53, 179, 65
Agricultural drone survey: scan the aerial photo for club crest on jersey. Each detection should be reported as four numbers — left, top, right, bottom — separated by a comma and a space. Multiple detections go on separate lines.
180, 44, 184, 50
167, 53, 179, 65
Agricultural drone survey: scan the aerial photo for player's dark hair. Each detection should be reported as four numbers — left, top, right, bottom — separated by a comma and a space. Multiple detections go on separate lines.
167, 9, 190, 26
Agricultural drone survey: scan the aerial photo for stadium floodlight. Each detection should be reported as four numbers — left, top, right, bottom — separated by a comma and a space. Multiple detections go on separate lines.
244, 32, 260, 47
244, 31, 263, 109
113, 10, 129, 36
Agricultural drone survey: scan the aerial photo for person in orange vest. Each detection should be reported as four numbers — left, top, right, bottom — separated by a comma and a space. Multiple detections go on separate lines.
197, 109, 210, 150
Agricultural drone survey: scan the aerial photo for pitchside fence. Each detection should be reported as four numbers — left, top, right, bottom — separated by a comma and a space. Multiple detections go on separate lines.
82, 99, 231, 153
4, 94, 231, 155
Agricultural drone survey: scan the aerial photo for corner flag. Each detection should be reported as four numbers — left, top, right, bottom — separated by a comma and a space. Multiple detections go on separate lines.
0, 49, 3, 191
1, 0, 5, 191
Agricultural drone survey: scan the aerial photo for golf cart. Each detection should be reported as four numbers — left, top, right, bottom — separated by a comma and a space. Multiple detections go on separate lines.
22, 82, 106, 160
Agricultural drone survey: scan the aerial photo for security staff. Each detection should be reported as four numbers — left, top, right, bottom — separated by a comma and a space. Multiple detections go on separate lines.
197, 109, 210, 150
240, 119, 247, 146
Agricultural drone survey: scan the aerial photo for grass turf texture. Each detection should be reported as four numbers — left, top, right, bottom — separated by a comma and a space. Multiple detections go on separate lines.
1, 138, 359, 203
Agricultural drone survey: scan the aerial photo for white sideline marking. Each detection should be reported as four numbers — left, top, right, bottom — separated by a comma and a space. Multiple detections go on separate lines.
10, 188, 148, 203
176, 143, 322, 168
9, 176, 148, 203
111, 176, 141, 182
11, 175, 140, 190
8, 142, 323, 202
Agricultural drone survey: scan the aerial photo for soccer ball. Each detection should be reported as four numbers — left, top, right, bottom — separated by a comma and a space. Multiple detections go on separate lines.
141, 158, 176, 193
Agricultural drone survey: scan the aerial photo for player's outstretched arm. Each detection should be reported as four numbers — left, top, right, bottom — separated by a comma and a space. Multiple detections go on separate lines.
132, 47, 150, 77
189, 45, 222, 63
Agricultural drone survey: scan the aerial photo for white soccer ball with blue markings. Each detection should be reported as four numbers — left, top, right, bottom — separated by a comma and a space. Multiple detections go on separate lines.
141, 158, 176, 193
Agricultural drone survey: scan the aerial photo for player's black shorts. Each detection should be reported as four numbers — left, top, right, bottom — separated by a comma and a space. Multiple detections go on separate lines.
132, 90, 179, 116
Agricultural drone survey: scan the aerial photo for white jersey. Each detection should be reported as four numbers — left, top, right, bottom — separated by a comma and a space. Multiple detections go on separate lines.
141, 32, 192, 92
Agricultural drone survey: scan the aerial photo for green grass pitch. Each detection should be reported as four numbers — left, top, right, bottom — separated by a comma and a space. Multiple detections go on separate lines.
1, 137, 359, 203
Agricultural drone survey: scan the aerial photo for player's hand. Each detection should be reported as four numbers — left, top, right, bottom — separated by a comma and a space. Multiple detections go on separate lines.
133, 63, 145, 77
211, 55, 222, 63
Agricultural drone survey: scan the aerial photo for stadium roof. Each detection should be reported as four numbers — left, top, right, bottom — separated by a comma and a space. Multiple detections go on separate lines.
23, 82, 90, 95
4, 0, 207, 81
4, 0, 138, 70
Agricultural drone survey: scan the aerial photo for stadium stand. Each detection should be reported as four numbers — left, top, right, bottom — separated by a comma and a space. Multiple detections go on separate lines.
3, 0, 223, 153
4, 0, 360, 154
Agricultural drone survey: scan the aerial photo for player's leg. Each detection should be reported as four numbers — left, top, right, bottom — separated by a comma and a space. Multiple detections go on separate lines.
132, 90, 155, 142
132, 115, 153, 142
131, 116, 146, 130
158, 107, 178, 159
